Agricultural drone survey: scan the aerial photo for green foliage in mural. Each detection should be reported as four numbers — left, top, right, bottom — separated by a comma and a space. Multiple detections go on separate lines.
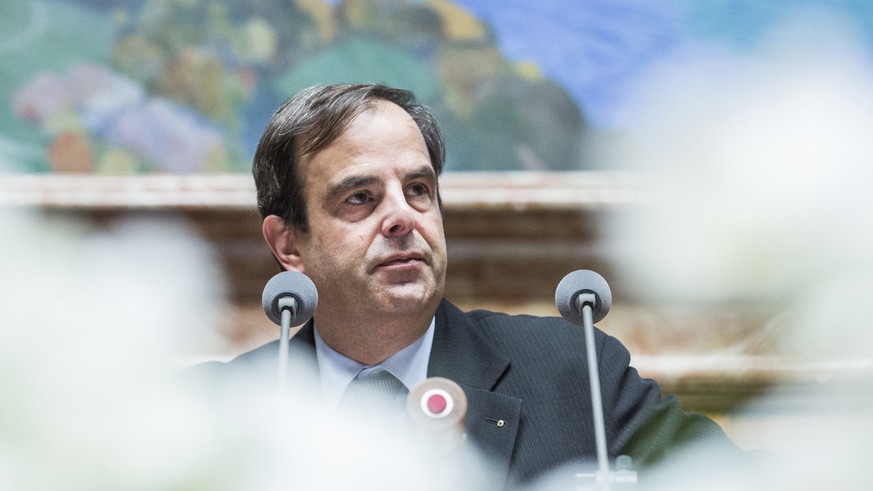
274, 38, 440, 104
2, 0, 588, 174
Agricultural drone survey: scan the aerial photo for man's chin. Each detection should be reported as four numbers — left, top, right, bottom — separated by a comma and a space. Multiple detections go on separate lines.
374, 284, 441, 315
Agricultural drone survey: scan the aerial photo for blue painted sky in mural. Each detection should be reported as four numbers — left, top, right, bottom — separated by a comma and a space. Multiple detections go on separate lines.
451, 0, 873, 129
452, 0, 683, 128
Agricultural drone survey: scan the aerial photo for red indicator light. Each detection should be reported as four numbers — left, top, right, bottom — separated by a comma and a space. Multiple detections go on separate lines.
426, 393, 448, 415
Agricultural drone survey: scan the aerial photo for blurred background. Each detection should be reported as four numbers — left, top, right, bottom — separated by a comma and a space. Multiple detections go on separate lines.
2, 1, 873, 489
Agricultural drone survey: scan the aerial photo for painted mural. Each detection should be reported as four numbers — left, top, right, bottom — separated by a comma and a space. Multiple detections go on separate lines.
2, 0, 873, 173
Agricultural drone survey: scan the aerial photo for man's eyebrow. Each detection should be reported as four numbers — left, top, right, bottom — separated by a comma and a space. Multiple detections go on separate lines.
405, 166, 437, 182
326, 175, 382, 201
326, 166, 437, 201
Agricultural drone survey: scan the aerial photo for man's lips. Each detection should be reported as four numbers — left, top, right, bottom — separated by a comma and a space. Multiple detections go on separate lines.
375, 253, 426, 268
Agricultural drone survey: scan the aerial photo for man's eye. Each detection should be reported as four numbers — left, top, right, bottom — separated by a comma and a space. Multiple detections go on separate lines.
407, 183, 429, 197
347, 191, 371, 204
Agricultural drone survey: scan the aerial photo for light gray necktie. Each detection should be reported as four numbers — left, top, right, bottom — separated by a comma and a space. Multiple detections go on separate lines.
340, 370, 405, 417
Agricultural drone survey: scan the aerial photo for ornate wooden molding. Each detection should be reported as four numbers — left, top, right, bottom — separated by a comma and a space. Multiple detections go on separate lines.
0, 171, 643, 210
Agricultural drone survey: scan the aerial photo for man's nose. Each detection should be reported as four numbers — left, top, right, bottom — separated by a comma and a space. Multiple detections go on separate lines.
380, 189, 416, 237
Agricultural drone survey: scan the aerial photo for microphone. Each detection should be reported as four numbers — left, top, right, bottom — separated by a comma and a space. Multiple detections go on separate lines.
555, 269, 612, 325
262, 271, 318, 326
261, 271, 318, 392
555, 270, 636, 490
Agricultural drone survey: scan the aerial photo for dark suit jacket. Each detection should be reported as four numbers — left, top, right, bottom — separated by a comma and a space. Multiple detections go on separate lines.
195, 299, 741, 488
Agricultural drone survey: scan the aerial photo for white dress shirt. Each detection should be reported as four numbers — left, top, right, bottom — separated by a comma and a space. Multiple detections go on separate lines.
313, 318, 435, 411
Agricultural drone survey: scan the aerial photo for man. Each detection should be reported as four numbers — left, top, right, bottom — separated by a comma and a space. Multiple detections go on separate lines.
201, 83, 745, 488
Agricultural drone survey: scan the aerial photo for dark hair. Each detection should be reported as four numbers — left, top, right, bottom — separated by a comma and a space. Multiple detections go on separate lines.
252, 83, 446, 232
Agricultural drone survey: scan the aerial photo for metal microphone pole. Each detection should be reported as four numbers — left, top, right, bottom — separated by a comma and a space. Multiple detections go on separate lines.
577, 292, 611, 484
276, 296, 298, 393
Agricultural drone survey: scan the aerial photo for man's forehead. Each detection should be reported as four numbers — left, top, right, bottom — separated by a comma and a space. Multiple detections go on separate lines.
300, 103, 430, 171
327, 162, 436, 187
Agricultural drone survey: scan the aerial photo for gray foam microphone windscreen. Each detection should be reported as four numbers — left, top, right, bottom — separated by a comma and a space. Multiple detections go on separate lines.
555, 270, 612, 325
261, 271, 318, 325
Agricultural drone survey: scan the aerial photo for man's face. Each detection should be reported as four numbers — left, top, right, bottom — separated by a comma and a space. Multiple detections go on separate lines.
294, 101, 447, 322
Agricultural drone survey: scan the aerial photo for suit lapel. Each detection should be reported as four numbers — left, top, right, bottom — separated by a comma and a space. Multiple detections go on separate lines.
428, 300, 522, 482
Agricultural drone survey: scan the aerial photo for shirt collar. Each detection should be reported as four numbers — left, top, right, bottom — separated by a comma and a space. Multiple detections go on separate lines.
313, 318, 435, 410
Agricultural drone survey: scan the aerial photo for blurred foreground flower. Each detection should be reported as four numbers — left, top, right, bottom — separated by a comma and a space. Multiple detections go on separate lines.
607, 12, 873, 355
0, 208, 490, 490
600, 10, 873, 491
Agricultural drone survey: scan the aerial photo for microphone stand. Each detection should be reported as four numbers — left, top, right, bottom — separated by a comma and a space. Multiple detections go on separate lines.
276, 296, 299, 394
575, 293, 637, 491
579, 293, 610, 482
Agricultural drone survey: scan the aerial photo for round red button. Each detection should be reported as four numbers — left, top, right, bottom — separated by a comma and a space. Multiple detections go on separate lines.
426, 393, 448, 415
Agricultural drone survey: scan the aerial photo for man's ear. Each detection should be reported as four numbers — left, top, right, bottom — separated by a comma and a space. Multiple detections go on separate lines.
262, 215, 305, 272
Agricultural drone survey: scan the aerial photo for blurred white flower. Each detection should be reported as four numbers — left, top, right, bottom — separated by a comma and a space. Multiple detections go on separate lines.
608, 10, 873, 313
0, 207, 489, 490
601, 9, 873, 491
